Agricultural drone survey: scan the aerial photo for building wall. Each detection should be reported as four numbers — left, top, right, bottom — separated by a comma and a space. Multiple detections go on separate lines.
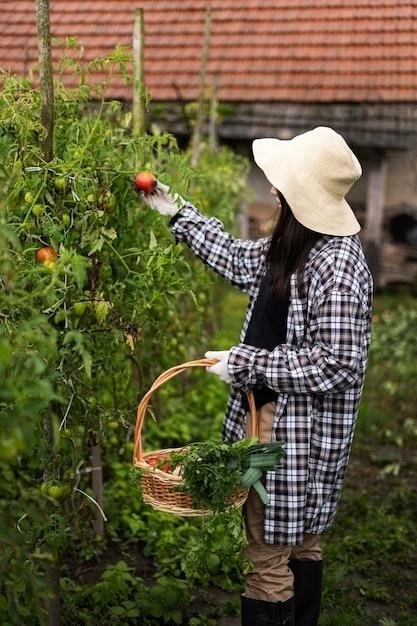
385, 149, 417, 215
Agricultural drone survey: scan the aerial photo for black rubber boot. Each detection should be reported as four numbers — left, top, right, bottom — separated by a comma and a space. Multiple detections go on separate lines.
288, 559, 323, 626
241, 594, 295, 626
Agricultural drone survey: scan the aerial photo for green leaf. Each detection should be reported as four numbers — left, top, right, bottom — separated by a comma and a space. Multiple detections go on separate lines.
88, 237, 104, 255
70, 254, 89, 289
82, 350, 92, 378
101, 227, 117, 240
95, 300, 111, 324
149, 230, 157, 250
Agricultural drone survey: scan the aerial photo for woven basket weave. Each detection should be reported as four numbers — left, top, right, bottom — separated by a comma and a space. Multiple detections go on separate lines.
133, 358, 258, 516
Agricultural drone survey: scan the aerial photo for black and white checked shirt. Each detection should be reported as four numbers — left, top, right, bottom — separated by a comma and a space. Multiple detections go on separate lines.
171, 203, 373, 545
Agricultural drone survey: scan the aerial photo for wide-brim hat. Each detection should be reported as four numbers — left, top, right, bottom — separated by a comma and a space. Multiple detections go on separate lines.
252, 126, 362, 236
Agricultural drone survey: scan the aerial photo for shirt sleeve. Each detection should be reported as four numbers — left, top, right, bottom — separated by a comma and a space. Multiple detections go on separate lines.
228, 290, 366, 394
170, 203, 267, 294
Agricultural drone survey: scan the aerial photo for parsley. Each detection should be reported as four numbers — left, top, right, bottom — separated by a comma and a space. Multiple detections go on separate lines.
169, 438, 284, 513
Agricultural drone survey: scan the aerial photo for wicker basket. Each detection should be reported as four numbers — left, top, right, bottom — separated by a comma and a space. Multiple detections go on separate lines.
133, 358, 258, 516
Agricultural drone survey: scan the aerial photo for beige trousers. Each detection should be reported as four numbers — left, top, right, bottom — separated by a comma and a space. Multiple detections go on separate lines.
244, 401, 322, 601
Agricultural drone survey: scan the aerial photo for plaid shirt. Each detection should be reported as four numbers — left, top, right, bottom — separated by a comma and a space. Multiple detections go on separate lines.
171, 203, 373, 545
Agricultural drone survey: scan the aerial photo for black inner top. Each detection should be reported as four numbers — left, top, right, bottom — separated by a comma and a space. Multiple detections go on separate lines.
241, 270, 290, 411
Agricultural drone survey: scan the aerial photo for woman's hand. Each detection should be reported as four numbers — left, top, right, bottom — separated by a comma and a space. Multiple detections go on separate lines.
137, 180, 184, 217
205, 350, 232, 383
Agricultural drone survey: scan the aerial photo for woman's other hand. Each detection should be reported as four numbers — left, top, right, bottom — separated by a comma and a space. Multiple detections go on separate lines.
205, 350, 232, 383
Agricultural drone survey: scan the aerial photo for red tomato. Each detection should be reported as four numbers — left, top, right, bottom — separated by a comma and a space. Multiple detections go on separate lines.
134, 172, 157, 194
35, 246, 57, 265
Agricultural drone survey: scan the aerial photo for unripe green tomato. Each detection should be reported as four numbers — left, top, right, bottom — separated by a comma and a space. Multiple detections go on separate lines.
109, 435, 118, 446
72, 301, 88, 316
54, 177, 66, 191
2, 435, 25, 460
124, 441, 135, 454
108, 420, 119, 431
86, 194, 95, 204
62, 213, 71, 227
24, 191, 35, 204
0, 439, 19, 462
32, 204, 45, 217
47, 484, 67, 499
99, 265, 112, 280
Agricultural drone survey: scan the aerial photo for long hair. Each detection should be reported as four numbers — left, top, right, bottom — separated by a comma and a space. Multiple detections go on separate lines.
266, 191, 322, 298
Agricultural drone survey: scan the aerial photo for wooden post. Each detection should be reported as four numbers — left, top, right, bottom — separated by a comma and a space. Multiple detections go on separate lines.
35, 5, 59, 624
364, 155, 387, 245
208, 74, 219, 152
35, 0, 54, 161
191, 6, 212, 166
363, 153, 388, 281
132, 8, 146, 136
41, 411, 61, 626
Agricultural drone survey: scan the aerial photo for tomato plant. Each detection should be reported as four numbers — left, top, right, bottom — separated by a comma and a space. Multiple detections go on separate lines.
0, 45, 248, 625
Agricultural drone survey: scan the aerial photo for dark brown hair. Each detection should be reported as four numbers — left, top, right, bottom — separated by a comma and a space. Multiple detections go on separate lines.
266, 191, 322, 298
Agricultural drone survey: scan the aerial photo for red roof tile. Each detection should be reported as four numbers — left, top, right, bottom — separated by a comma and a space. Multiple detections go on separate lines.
1, 1, 417, 102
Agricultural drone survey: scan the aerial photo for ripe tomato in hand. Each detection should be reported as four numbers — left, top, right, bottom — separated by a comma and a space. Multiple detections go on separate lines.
134, 172, 157, 194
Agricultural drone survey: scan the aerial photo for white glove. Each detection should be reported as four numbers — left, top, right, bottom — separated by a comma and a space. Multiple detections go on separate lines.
204, 350, 232, 384
140, 181, 184, 217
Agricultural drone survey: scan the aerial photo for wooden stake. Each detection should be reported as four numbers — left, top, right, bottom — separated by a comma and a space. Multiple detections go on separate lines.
35, 6, 60, 623
363, 152, 388, 282
209, 74, 219, 151
35, 0, 54, 162
41, 409, 61, 626
364, 154, 387, 246
132, 8, 146, 136
191, 6, 212, 166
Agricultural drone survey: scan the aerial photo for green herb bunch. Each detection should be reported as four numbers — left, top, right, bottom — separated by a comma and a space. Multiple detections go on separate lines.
170, 438, 284, 513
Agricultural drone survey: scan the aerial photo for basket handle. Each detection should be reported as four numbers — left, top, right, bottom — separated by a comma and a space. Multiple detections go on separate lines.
133, 358, 258, 463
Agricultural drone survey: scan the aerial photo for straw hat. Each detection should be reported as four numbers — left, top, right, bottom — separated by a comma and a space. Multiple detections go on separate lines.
252, 126, 362, 236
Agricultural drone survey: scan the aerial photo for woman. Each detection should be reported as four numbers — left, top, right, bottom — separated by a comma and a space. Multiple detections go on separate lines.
138, 127, 373, 626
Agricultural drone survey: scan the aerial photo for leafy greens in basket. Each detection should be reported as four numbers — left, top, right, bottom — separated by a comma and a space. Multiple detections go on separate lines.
168, 438, 285, 513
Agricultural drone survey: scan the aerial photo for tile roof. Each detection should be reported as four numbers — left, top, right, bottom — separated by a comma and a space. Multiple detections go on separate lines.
1, 1, 417, 102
